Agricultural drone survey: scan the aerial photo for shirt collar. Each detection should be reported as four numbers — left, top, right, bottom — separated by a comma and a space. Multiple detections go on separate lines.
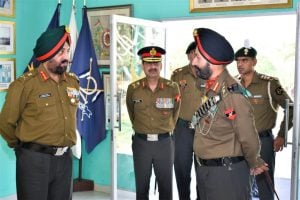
206, 69, 229, 93
38, 65, 67, 82
142, 77, 164, 90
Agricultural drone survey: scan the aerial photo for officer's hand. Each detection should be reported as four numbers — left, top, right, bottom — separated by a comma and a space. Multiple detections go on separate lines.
274, 136, 284, 152
250, 163, 269, 176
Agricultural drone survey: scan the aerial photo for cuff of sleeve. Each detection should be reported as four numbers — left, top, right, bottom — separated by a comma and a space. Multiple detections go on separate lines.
248, 157, 265, 169
277, 130, 285, 138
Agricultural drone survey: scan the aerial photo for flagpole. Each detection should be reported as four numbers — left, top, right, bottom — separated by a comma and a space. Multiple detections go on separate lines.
290, 3, 300, 200
110, 14, 118, 200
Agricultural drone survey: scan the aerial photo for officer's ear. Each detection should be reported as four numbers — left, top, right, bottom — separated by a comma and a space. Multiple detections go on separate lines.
253, 58, 257, 66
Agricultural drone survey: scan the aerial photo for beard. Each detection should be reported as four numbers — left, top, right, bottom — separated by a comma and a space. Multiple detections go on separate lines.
195, 62, 212, 80
54, 66, 67, 75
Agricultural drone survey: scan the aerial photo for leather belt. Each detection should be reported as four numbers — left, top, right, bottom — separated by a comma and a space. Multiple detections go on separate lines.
19, 142, 69, 156
196, 156, 245, 167
135, 132, 170, 141
259, 130, 272, 138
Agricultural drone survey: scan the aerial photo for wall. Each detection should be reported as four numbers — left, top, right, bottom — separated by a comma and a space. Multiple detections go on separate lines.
0, 0, 299, 197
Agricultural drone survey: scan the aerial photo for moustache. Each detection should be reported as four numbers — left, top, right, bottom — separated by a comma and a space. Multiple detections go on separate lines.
149, 69, 157, 72
61, 59, 69, 65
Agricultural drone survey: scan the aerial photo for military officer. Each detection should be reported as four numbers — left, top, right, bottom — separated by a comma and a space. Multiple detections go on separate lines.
171, 41, 204, 200
235, 45, 293, 200
0, 25, 79, 200
126, 46, 181, 200
191, 28, 268, 200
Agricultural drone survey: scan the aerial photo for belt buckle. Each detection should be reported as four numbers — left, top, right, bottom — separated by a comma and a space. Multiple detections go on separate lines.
54, 147, 68, 156
147, 134, 158, 141
222, 157, 233, 170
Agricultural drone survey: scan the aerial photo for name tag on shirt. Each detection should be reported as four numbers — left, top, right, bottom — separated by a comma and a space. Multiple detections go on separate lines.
253, 95, 263, 98
39, 93, 51, 99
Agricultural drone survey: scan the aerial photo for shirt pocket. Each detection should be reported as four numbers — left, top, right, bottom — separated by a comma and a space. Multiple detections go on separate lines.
134, 101, 147, 112
249, 96, 267, 105
155, 107, 173, 120
35, 97, 58, 121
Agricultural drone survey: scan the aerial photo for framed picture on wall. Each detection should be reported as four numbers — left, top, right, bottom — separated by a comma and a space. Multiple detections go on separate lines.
87, 4, 133, 66
0, 0, 15, 17
0, 20, 15, 54
189, 0, 292, 12
0, 58, 15, 91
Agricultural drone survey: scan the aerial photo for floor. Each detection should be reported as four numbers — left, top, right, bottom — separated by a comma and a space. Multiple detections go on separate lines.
0, 177, 290, 200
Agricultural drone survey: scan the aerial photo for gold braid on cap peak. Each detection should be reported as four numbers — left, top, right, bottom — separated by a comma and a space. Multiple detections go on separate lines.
143, 57, 162, 62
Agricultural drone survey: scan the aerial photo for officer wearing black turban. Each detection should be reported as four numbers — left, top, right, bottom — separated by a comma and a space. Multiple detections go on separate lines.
235, 45, 293, 200
0, 25, 79, 200
191, 28, 268, 200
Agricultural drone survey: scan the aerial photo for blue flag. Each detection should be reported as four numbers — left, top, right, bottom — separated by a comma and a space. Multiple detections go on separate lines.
24, 3, 61, 73
70, 7, 106, 153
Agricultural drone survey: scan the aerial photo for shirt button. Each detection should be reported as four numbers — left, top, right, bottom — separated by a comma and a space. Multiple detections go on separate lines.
45, 103, 48, 106
151, 118, 154, 120
65, 117, 68, 120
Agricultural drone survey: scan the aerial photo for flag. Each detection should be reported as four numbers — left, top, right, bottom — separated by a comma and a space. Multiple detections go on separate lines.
69, 4, 81, 159
70, 7, 106, 153
24, 3, 61, 73
68, 4, 78, 64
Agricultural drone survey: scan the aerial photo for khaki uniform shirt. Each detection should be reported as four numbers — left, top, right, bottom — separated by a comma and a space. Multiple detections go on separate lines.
194, 69, 264, 168
239, 71, 293, 137
171, 65, 205, 121
126, 77, 181, 134
0, 65, 80, 148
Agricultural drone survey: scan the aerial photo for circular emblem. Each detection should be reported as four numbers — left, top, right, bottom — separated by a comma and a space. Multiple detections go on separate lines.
275, 87, 283, 95
150, 48, 156, 56
102, 30, 110, 47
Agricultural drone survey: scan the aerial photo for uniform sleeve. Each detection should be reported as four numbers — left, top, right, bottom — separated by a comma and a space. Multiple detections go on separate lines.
0, 80, 26, 148
126, 84, 134, 124
229, 94, 265, 168
270, 79, 293, 137
172, 82, 181, 125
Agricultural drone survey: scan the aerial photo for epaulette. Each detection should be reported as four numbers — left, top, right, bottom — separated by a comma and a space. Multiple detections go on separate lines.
130, 80, 141, 89
259, 73, 278, 81
18, 69, 38, 82
66, 72, 79, 82
171, 67, 183, 76
227, 83, 252, 97
164, 79, 177, 87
